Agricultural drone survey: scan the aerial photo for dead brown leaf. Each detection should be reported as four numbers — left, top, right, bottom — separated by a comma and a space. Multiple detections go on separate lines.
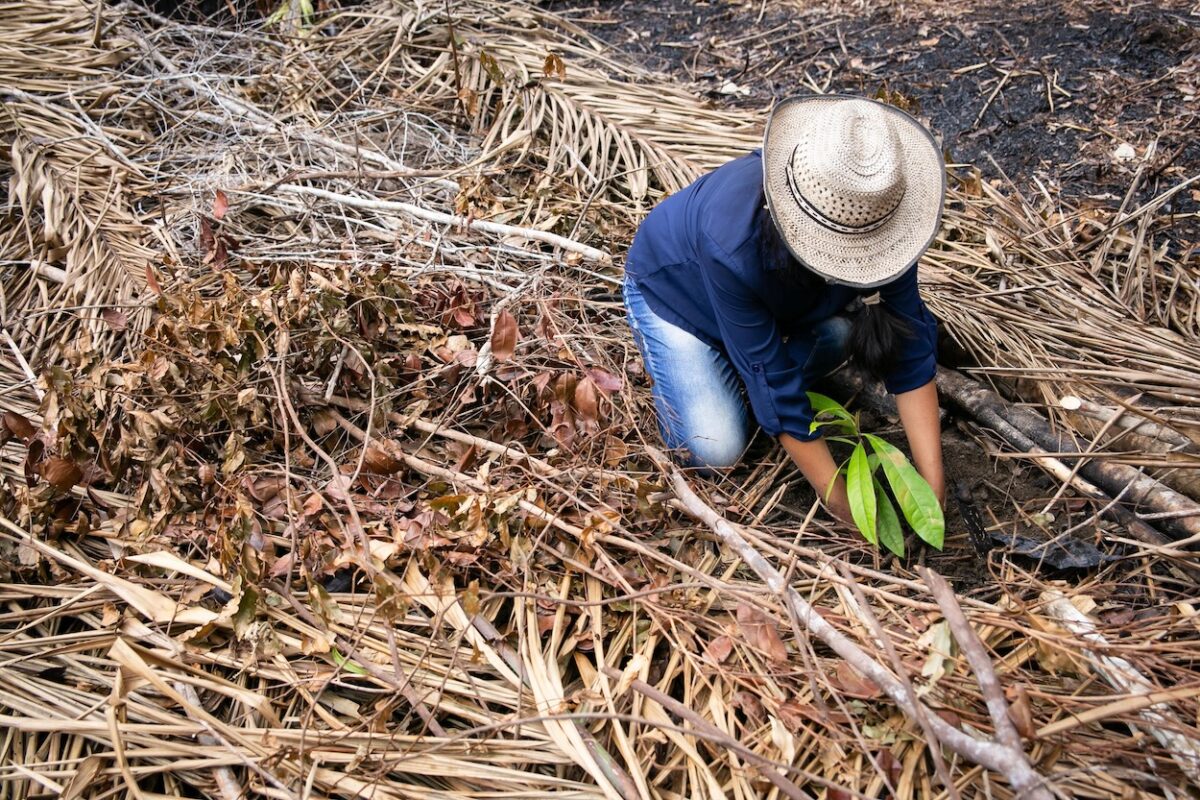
364, 444, 404, 475
543, 51, 566, 80
831, 661, 882, 699
587, 367, 623, 393
311, 409, 339, 436
1006, 684, 1035, 739
3, 410, 36, 440
574, 376, 599, 423
736, 603, 788, 663
213, 189, 229, 221
733, 690, 766, 726
491, 309, 519, 361
144, 264, 162, 296
39, 457, 83, 491
705, 634, 733, 663
100, 308, 128, 332
776, 699, 851, 731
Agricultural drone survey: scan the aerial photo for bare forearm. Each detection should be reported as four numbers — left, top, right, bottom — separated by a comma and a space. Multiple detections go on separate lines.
895, 380, 945, 505
779, 433, 852, 523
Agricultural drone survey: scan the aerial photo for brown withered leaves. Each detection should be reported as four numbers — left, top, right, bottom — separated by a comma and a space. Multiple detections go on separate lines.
490, 309, 519, 362
736, 603, 788, 663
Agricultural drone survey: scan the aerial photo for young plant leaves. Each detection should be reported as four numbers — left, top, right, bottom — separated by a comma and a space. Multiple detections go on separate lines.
864, 434, 944, 549
846, 443, 876, 545
807, 391, 857, 434
807, 392, 854, 422
874, 478, 905, 557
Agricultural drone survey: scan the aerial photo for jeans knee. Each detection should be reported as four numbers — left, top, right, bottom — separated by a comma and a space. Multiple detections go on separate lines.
684, 428, 748, 471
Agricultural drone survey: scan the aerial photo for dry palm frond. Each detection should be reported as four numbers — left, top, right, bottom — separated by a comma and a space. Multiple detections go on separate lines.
2, 1, 1200, 799
0, 1, 157, 402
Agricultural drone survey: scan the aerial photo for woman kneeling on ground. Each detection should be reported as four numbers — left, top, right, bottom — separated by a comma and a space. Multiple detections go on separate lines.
624, 94, 946, 523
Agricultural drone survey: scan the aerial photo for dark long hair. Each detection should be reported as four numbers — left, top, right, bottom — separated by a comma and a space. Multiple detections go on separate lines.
756, 194, 909, 378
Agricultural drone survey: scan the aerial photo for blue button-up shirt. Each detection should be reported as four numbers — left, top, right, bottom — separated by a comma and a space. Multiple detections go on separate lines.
626, 151, 938, 442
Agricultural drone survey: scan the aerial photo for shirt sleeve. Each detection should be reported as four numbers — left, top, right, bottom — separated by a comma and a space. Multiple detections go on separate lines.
877, 265, 939, 394
698, 233, 822, 442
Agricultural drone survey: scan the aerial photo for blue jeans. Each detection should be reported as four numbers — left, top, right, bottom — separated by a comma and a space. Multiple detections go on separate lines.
624, 276, 850, 470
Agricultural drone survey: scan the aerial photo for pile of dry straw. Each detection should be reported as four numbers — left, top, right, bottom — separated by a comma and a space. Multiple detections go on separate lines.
2, 1, 1200, 797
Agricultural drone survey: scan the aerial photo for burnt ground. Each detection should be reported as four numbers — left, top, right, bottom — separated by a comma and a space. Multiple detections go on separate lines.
548, 0, 1200, 589
552, 0, 1200, 251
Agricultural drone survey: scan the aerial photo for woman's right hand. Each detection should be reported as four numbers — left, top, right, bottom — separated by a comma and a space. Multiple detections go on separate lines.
779, 433, 854, 525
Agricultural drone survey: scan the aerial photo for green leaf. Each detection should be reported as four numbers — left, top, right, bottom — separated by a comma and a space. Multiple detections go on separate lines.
331, 647, 369, 676
809, 418, 856, 434
864, 434, 944, 549
807, 392, 857, 434
874, 479, 905, 557
846, 443, 877, 545
807, 391, 853, 420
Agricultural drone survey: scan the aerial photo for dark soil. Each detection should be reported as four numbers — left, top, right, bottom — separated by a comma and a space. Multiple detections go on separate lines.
553, 0, 1200, 251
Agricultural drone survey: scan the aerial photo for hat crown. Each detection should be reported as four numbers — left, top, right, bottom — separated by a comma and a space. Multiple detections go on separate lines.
789, 99, 907, 232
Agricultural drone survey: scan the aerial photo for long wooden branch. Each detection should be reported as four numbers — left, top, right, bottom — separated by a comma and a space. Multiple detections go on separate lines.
838, 564, 961, 800
654, 448, 1054, 799
921, 567, 1025, 753
275, 183, 612, 264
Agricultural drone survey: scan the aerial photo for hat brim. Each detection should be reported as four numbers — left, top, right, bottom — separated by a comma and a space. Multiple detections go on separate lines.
762, 95, 946, 288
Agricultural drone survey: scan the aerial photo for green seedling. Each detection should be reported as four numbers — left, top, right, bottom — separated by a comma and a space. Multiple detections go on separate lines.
267, 0, 316, 30
808, 392, 944, 556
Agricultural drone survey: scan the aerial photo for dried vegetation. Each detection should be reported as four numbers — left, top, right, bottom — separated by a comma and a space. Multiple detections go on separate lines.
2, 1, 1200, 798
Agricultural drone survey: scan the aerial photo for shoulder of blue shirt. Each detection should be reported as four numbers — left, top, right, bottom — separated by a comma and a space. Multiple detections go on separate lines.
694, 150, 764, 268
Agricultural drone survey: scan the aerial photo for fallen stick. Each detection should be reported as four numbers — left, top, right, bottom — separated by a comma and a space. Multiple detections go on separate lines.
653, 447, 1054, 799
275, 183, 612, 264
921, 567, 1025, 753
938, 369, 1200, 541
1058, 395, 1196, 452
14, 259, 68, 284
838, 564, 960, 800
1043, 591, 1200, 788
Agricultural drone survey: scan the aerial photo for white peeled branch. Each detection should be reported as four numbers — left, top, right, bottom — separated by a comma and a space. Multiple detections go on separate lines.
1044, 591, 1200, 788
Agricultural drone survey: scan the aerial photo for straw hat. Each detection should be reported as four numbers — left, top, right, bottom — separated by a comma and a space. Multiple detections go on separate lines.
762, 95, 945, 288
